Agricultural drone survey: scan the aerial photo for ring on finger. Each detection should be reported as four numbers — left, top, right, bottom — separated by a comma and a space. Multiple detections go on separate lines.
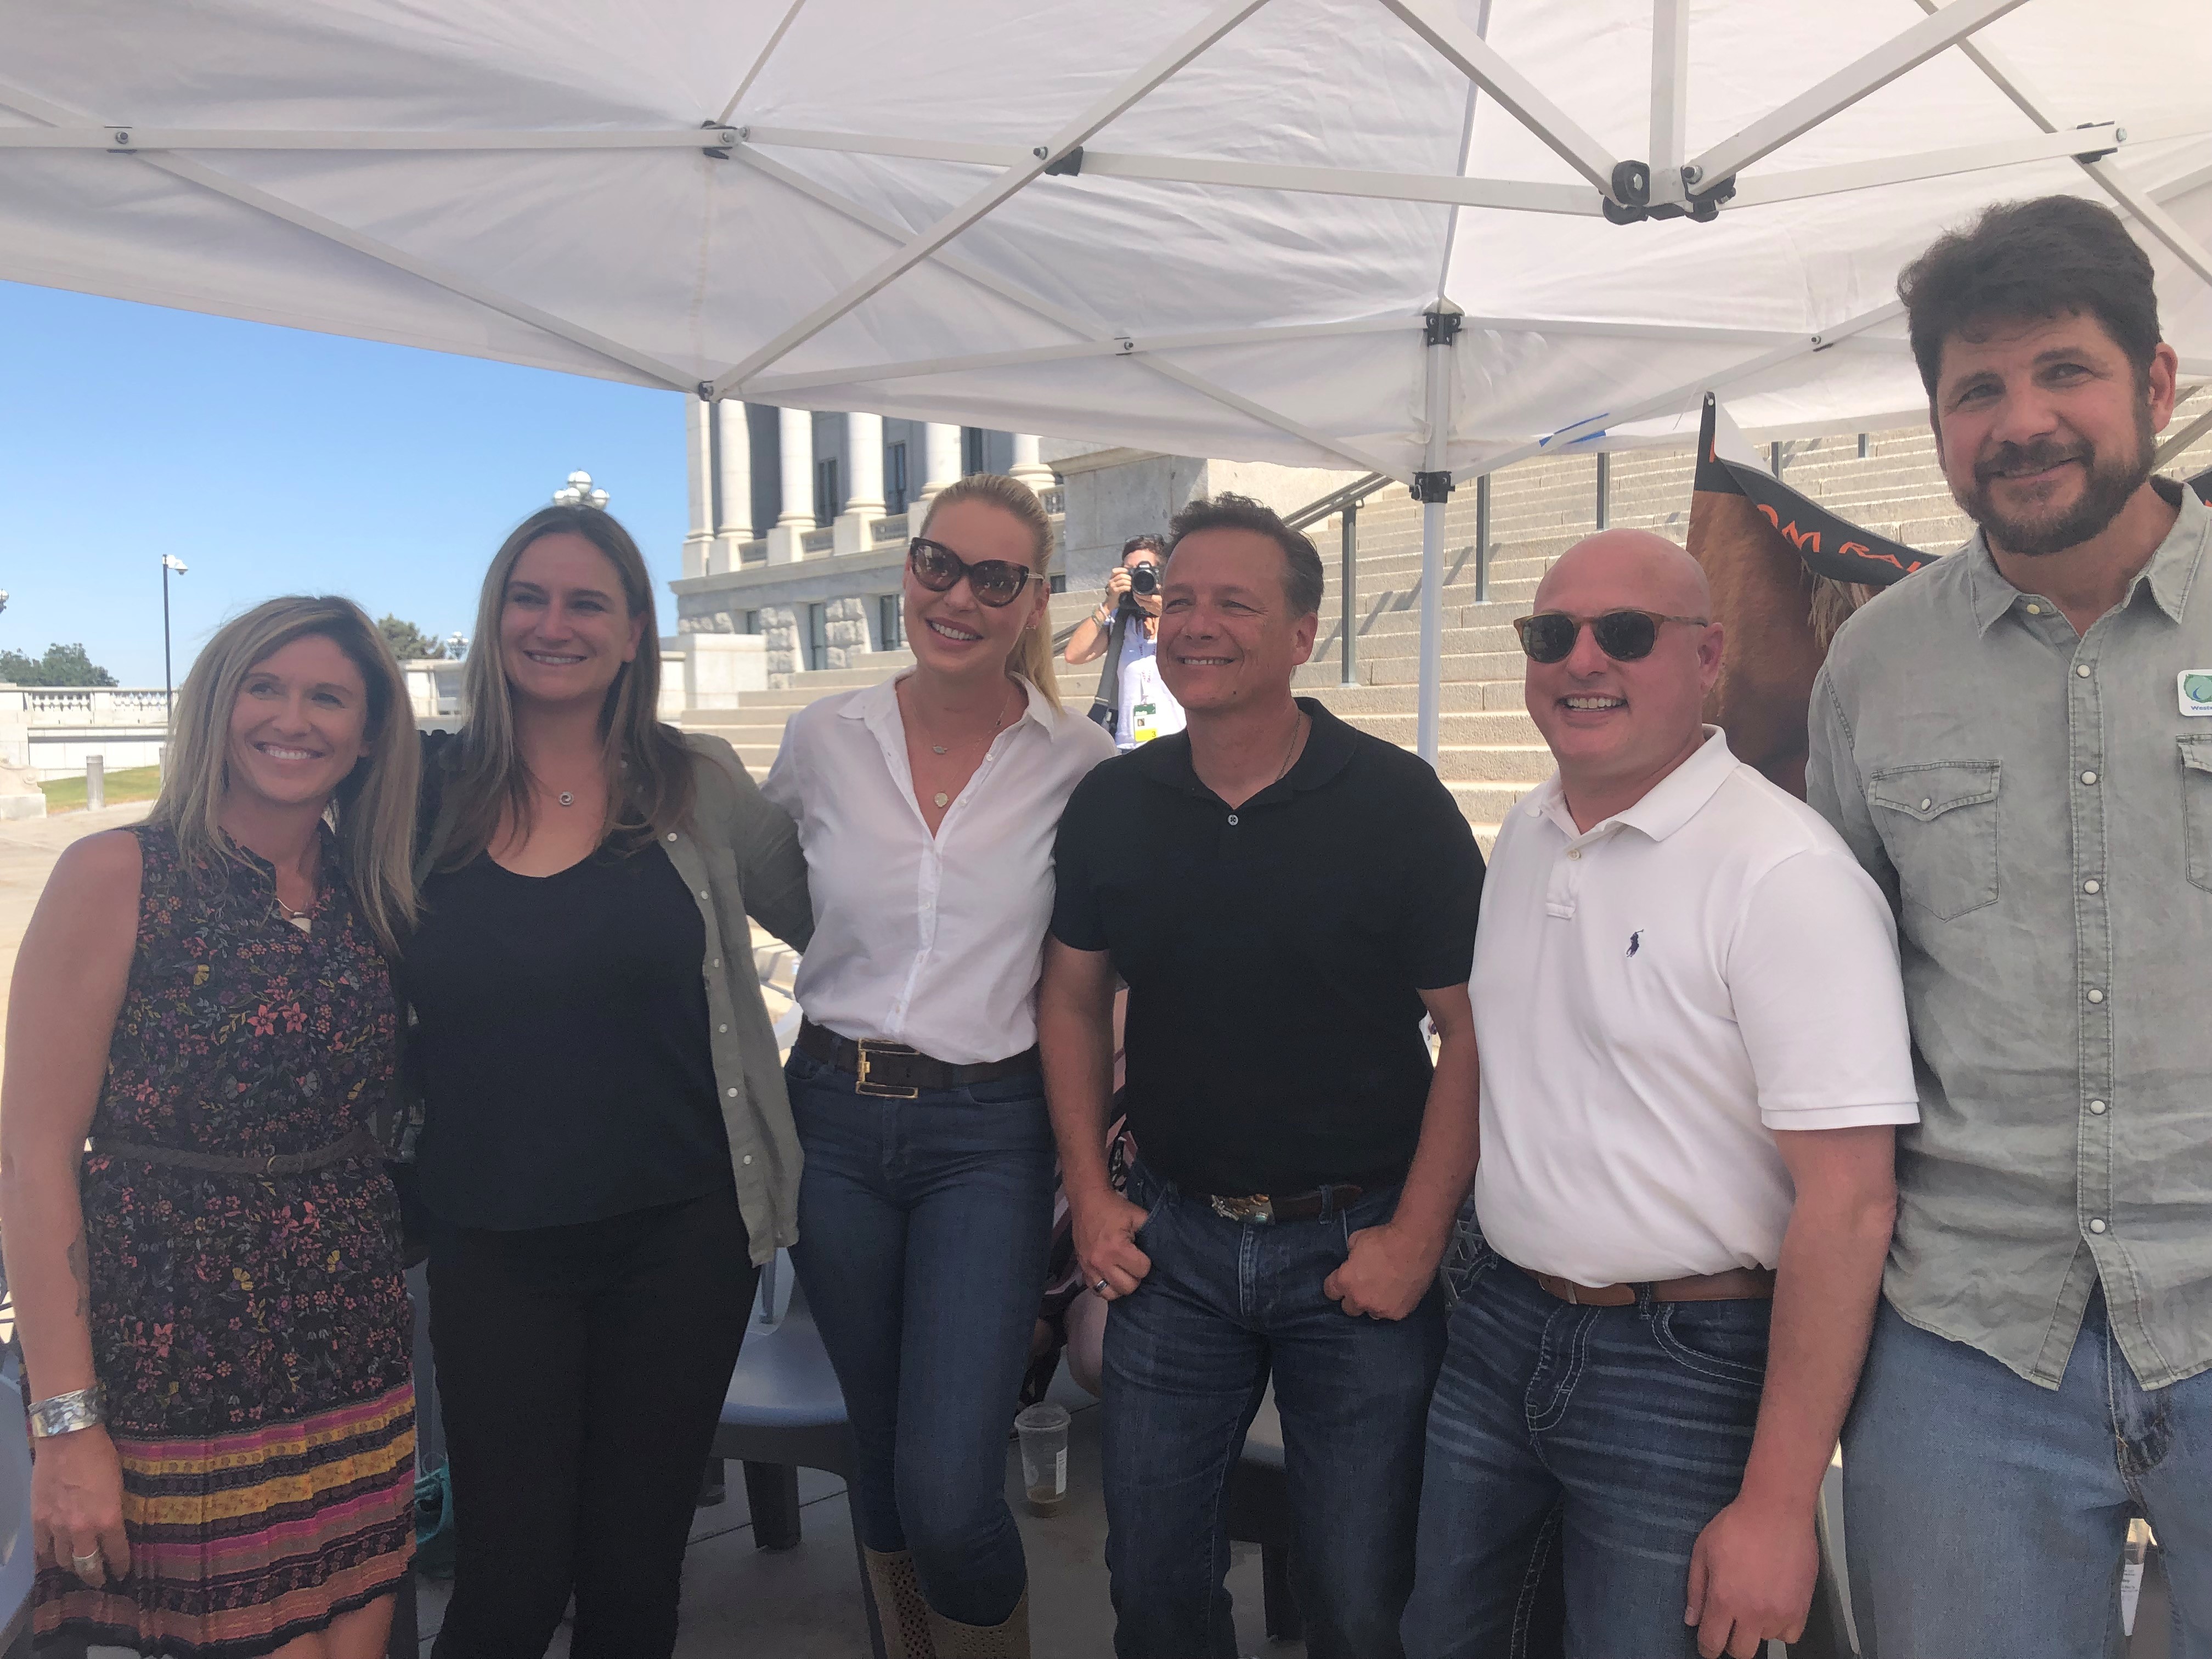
1092, 1277, 1112, 1295
70, 1550, 101, 1576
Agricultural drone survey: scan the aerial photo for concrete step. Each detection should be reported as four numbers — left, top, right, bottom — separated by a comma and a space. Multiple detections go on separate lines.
1427, 744, 1557, 784
1304, 677, 1531, 712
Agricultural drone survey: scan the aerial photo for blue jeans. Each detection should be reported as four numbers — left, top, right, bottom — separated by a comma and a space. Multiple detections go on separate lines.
1843, 1290, 2212, 1658
1402, 1227, 1770, 1659
786, 1048, 1057, 1627
1102, 1157, 1446, 1659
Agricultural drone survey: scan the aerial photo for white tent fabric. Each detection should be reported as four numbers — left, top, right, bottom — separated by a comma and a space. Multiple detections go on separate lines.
7, 0, 2212, 751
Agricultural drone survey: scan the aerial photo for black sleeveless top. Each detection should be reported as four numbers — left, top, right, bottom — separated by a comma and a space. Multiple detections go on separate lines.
402, 842, 728, 1230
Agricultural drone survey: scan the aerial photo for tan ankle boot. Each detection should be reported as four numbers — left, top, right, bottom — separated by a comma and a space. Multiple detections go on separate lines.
925, 1587, 1029, 1658
862, 1547, 941, 1659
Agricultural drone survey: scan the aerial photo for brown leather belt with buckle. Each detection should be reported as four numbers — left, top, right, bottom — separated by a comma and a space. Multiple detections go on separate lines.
798, 1019, 1039, 1100
1202, 1185, 1365, 1226
1519, 1262, 1776, 1306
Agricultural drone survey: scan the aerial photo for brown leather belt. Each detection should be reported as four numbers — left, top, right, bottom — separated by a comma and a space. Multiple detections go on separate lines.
798, 1019, 1039, 1100
1201, 1186, 1365, 1225
87, 1124, 379, 1177
1520, 1262, 1776, 1306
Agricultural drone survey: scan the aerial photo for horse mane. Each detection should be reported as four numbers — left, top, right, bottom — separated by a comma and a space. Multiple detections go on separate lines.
1807, 573, 1878, 652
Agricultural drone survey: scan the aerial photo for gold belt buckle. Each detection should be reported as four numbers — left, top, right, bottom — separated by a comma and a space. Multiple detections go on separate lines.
854, 1039, 919, 1100
1210, 1193, 1274, 1224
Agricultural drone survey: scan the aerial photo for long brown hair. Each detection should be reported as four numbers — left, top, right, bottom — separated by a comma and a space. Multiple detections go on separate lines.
437, 506, 694, 867
150, 595, 420, 955
919, 473, 1063, 711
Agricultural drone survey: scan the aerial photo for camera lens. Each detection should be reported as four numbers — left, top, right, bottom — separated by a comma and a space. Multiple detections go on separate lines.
1130, 563, 1159, 596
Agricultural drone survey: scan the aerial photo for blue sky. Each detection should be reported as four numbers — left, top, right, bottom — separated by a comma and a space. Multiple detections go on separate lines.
1, 280, 689, 686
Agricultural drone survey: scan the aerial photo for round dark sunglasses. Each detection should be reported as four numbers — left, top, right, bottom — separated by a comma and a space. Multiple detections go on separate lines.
1513, 608, 1709, 664
907, 538, 1042, 608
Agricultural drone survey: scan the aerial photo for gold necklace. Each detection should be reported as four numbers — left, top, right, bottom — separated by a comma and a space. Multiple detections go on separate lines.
912, 683, 1018, 810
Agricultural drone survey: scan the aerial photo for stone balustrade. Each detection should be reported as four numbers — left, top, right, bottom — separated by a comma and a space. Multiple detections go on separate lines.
0, 685, 173, 779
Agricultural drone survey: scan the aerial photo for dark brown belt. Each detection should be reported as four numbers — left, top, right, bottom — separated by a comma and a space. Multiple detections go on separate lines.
1519, 1262, 1776, 1306
797, 1019, 1039, 1100
87, 1124, 380, 1177
1201, 1186, 1365, 1226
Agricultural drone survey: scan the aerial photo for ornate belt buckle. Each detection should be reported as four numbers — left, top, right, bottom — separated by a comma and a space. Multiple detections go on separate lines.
1210, 1193, 1274, 1224
854, 1039, 919, 1099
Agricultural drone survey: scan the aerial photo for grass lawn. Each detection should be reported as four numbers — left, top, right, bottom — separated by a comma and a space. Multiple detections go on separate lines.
41, 764, 162, 814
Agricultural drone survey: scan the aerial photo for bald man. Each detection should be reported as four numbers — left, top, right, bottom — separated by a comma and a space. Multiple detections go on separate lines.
1401, 532, 1920, 1659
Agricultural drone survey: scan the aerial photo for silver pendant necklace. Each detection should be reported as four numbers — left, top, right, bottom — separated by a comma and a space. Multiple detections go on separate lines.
558, 791, 574, 807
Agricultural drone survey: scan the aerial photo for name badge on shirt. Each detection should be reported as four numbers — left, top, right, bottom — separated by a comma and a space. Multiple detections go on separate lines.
2181, 672, 2212, 716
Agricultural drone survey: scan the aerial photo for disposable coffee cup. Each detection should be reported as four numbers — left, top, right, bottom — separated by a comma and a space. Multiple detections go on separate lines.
1014, 1403, 1071, 1516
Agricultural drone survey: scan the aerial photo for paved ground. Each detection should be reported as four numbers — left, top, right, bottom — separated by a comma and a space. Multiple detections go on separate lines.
0, 804, 150, 1066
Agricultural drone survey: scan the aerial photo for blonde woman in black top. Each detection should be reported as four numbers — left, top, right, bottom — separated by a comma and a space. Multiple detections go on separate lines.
402, 506, 809, 1659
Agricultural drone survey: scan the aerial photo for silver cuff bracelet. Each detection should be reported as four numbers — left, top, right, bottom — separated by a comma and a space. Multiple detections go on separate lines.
27, 1384, 105, 1440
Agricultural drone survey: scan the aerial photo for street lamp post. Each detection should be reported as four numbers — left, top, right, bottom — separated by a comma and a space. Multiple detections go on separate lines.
160, 554, 188, 718
552, 470, 610, 510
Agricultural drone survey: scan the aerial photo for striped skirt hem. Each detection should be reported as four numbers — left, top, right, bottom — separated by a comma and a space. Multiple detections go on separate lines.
35, 1383, 416, 1658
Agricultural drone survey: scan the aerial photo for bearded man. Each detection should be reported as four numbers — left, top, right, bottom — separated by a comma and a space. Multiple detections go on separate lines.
1808, 194, 2212, 1655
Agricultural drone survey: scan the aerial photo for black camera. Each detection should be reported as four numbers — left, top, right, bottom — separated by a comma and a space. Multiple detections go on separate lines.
1128, 562, 1159, 596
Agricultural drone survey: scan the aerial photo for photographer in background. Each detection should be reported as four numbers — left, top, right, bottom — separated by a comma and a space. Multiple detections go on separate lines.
1064, 534, 1186, 751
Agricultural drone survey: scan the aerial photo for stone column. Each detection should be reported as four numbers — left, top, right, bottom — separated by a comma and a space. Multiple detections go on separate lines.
682, 399, 715, 579
918, 422, 962, 511
834, 410, 887, 557
1008, 433, 1054, 490
712, 401, 753, 574
767, 405, 814, 564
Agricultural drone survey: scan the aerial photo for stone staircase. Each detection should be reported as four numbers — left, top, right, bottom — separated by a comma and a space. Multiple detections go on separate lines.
681, 409, 2212, 848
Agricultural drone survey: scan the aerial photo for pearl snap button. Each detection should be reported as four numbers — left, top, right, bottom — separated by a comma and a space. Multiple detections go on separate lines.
2025, 603, 2042, 615
667, 832, 678, 841
742, 1155, 754, 1165
718, 1023, 728, 1034
2084, 879, 2100, 894
1567, 848, 1582, 860
2090, 1100, 2107, 1114
2087, 989, 2104, 1004
2081, 771, 2098, 785
1919, 797, 1932, 811
2090, 1218, 2107, 1234
2076, 664, 2092, 678
727, 1087, 739, 1098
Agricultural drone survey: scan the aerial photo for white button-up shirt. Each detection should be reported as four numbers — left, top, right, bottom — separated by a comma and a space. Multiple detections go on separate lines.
764, 673, 1115, 1065
1472, 728, 1919, 1286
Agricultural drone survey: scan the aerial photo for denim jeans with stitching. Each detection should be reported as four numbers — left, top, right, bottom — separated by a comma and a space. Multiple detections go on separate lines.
1102, 1156, 1446, 1659
786, 1047, 1057, 1628
1843, 1288, 2212, 1659
1402, 1220, 1769, 1659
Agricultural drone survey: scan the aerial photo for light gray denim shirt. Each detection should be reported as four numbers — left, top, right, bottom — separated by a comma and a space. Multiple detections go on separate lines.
1808, 481, 2212, 1390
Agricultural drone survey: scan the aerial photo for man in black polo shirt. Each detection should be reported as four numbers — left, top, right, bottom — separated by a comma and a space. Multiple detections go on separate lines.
1039, 493, 1484, 1659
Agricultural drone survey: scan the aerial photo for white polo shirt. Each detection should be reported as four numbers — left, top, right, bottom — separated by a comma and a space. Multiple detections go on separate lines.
1472, 728, 1918, 1286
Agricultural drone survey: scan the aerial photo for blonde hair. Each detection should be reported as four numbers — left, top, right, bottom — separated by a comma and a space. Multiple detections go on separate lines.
919, 473, 1063, 711
438, 506, 695, 868
150, 595, 420, 955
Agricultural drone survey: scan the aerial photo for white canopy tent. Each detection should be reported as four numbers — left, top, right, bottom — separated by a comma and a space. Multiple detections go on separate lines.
5, 0, 2211, 758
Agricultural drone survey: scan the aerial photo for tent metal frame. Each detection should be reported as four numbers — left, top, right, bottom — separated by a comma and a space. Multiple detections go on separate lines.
10, 0, 2212, 760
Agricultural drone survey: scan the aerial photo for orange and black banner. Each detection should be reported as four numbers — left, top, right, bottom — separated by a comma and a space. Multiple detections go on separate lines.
1693, 393, 1934, 588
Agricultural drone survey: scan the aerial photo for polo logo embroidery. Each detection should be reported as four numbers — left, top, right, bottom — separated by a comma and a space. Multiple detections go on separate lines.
1626, 930, 1643, 958
2181, 671, 2212, 716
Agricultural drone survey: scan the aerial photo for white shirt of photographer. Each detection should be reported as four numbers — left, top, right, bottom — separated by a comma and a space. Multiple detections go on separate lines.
1471, 727, 1919, 1286
1115, 630, 1186, 752
763, 672, 1116, 1066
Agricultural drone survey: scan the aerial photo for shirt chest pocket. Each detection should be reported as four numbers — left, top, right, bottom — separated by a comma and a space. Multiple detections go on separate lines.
2182, 738, 2212, 893
1868, 761, 2001, 921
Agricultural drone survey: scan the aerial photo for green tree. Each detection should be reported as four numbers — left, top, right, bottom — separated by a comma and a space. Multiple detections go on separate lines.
0, 642, 119, 686
376, 614, 445, 661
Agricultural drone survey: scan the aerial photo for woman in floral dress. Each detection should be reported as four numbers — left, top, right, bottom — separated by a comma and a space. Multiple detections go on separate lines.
0, 595, 421, 1657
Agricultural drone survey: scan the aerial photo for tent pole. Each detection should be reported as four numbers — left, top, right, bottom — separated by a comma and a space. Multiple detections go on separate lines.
1340, 502, 1359, 688
1415, 305, 1462, 766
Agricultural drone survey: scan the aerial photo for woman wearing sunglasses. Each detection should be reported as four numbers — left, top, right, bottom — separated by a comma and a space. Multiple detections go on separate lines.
764, 472, 1114, 1658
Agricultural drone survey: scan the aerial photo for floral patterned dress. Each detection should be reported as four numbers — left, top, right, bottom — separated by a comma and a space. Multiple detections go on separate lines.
33, 822, 415, 1656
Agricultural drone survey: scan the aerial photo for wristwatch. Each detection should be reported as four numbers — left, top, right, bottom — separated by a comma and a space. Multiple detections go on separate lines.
1093, 603, 1115, 627
27, 1384, 105, 1440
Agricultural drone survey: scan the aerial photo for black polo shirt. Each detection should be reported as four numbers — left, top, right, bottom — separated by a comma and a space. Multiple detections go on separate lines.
1050, 698, 1483, 1197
